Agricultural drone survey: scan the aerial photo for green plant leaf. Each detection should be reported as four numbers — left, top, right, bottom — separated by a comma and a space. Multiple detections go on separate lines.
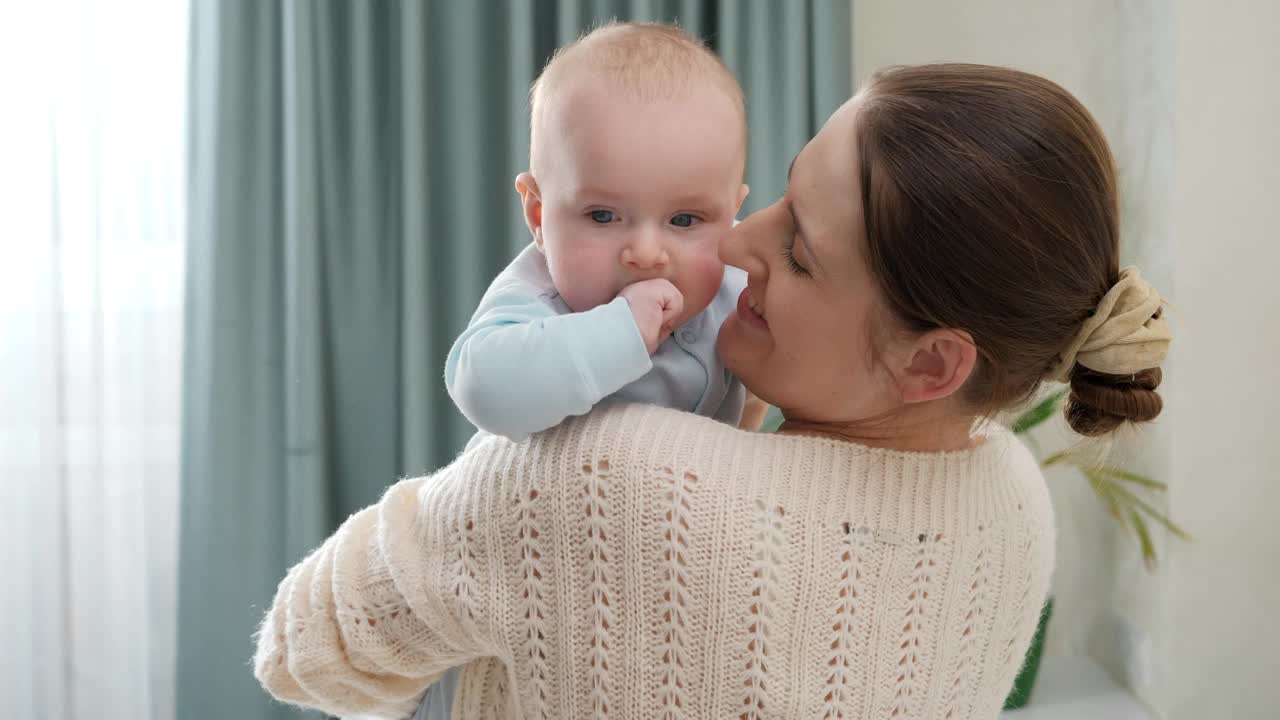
1129, 508, 1158, 571
1106, 481, 1194, 541
1084, 469, 1129, 527
1042, 449, 1072, 467
1094, 466, 1167, 491
1046, 455, 1168, 493
1011, 389, 1066, 434
1089, 470, 1162, 571
1018, 394, 1190, 570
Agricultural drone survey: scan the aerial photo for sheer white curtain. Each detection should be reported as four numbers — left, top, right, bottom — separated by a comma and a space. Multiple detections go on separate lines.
0, 1, 187, 718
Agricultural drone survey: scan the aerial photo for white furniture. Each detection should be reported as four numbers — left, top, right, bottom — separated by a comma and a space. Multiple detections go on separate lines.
1002, 655, 1154, 720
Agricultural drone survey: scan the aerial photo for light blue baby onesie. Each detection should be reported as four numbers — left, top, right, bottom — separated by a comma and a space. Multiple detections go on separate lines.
444, 243, 746, 442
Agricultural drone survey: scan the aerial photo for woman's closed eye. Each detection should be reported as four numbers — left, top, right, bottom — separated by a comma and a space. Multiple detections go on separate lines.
782, 234, 809, 276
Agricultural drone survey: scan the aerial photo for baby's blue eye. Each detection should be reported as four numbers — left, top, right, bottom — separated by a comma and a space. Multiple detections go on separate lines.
590, 210, 615, 224
670, 213, 698, 228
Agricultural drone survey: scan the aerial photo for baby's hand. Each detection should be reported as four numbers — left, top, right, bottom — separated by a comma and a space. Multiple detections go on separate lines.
619, 278, 684, 354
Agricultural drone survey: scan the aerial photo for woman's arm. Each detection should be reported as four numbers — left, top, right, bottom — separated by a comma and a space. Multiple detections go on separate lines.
253, 460, 503, 718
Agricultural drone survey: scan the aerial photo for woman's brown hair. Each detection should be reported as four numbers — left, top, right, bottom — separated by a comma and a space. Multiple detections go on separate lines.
856, 63, 1164, 435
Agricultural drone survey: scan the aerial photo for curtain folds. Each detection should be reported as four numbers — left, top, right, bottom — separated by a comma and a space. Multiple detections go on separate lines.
179, 3, 848, 717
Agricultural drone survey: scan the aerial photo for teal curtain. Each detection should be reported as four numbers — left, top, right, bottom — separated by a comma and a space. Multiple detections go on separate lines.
177, 1, 849, 717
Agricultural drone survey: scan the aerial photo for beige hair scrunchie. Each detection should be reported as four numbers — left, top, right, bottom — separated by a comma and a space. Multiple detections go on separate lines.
1050, 266, 1171, 382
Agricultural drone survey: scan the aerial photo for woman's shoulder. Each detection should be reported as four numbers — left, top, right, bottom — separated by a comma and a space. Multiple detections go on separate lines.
527, 402, 752, 477
448, 403, 745, 483
458, 403, 1052, 540
978, 422, 1055, 534
554, 401, 740, 446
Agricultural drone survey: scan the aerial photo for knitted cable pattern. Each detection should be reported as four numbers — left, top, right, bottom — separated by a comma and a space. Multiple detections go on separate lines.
254, 403, 1055, 720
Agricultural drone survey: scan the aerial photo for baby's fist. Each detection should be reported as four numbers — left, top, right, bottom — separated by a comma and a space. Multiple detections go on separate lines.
619, 278, 684, 354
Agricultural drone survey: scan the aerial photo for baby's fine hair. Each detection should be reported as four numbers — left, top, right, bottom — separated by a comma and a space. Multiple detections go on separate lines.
528, 21, 746, 170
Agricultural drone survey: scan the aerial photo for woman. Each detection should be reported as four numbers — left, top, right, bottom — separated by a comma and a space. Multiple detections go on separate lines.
254, 64, 1170, 719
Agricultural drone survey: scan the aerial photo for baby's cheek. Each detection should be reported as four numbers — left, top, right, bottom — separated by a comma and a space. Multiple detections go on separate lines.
552, 249, 617, 312
682, 249, 727, 312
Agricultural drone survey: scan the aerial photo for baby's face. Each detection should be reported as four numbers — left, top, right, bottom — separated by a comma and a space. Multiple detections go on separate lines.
526, 83, 748, 330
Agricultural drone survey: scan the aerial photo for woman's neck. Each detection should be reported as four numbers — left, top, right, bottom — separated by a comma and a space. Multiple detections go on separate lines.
777, 406, 980, 453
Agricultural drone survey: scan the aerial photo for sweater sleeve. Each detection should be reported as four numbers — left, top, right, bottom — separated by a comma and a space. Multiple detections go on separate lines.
252, 454, 507, 719
445, 281, 653, 442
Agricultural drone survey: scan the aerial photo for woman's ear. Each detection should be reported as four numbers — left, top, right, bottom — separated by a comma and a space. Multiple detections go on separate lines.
894, 328, 977, 404
513, 172, 544, 249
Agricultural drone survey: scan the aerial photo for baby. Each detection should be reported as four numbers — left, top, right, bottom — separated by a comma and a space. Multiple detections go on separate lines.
424, 22, 761, 718
445, 22, 765, 443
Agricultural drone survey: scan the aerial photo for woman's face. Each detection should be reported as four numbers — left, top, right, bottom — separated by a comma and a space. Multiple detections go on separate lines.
718, 97, 906, 425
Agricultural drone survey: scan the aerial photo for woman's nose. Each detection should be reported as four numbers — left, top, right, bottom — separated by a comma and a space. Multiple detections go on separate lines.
719, 210, 767, 276
622, 229, 669, 271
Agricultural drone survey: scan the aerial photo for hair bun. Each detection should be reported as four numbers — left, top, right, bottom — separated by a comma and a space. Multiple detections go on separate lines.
1065, 366, 1164, 436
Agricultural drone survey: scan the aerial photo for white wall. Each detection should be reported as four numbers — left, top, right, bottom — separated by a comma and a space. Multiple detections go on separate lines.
1164, 2, 1280, 718
853, 1, 1280, 718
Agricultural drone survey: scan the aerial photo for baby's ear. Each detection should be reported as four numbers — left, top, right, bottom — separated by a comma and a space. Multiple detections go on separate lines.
735, 184, 750, 215
514, 172, 544, 249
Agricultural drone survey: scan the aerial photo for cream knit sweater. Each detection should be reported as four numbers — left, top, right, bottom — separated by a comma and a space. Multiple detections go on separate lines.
254, 403, 1055, 719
